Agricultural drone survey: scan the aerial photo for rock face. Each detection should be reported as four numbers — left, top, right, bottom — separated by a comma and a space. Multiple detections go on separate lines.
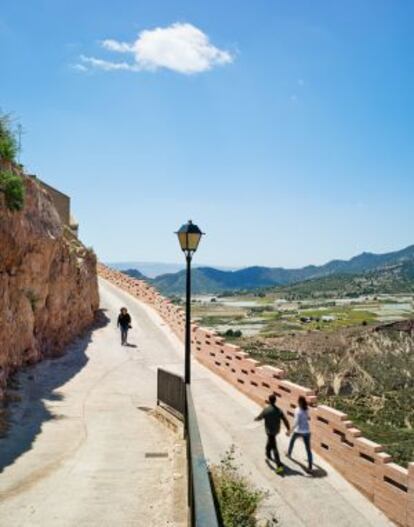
0, 167, 99, 397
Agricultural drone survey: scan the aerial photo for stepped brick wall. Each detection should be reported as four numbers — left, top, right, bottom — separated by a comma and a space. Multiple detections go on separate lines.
98, 264, 414, 527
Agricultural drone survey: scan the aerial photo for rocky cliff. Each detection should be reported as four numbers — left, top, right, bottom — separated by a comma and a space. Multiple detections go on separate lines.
0, 165, 99, 398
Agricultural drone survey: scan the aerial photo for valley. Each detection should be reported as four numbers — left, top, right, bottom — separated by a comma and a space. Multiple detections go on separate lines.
190, 291, 413, 336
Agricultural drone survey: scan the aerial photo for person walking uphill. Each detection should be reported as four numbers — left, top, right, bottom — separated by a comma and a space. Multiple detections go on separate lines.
255, 393, 290, 474
117, 307, 131, 346
287, 395, 313, 473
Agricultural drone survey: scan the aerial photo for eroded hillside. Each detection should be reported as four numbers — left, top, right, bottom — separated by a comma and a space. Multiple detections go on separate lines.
244, 321, 414, 465
0, 162, 99, 399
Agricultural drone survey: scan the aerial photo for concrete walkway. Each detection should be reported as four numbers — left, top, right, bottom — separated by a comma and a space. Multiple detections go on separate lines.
99, 279, 394, 527
0, 282, 186, 527
0, 278, 394, 526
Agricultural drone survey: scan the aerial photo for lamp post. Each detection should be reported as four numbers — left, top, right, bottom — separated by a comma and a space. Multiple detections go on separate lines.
176, 220, 204, 385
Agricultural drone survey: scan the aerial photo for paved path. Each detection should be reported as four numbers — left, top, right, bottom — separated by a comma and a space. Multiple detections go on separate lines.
99, 279, 394, 527
0, 281, 186, 527
0, 278, 394, 526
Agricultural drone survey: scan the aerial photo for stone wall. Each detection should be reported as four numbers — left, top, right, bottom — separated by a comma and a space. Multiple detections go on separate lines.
29, 176, 79, 235
98, 264, 414, 527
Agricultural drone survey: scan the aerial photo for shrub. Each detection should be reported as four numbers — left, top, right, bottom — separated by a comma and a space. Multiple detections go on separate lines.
250, 306, 274, 314
0, 114, 18, 162
224, 329, 243, 338
210, 446, 265, 527
0, 170, 25, 211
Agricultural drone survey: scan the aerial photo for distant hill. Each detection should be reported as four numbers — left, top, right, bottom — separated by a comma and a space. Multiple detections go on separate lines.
308, 244, 414, 277
151, 266, 285, 295
109, 261, 237, 278
109, 261, 185, 278
123, 269, 147, 281
122, 244, 414, 295
278, 260, 414, 299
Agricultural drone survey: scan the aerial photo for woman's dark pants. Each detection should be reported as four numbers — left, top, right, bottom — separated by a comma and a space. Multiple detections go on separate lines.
288, 432, 313, 469
120, 327, 128, 345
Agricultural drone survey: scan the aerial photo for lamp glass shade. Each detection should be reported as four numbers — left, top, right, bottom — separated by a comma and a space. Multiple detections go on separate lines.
176, 221, 203, 253
186, 232, 202, 251
177, 231, 188, 251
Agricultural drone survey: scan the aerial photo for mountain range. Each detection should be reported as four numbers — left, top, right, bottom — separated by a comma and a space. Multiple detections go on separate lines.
122, 244, 414, 295
109, 261, 237, 278
278, 260, 414, 299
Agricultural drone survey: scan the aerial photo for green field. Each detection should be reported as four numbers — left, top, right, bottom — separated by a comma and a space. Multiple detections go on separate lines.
192, 296, 387, 336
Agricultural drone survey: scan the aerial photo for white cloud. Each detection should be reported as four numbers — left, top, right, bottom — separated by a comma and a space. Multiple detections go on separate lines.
77, 23, 233, 75
101, 39, 133, 53
71, 63, 88, 72
80, 55, 137, 71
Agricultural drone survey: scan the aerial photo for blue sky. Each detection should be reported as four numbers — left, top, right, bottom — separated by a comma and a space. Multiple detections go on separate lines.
1, 1, 413, 268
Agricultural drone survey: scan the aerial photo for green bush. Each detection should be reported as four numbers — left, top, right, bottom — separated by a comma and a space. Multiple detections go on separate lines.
0, 114, 17, 162
0, 170, 25, 211
210, 446, 265, 527
169, 295, 183, 305
223, 328, 243, 338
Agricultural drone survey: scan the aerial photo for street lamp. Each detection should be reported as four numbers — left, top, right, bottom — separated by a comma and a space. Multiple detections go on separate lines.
176, 220, 204, 384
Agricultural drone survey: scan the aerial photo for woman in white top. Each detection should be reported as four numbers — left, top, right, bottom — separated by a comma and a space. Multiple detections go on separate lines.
287, 396, 313, 472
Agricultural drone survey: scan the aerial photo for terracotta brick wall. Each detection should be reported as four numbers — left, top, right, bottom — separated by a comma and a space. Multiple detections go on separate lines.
98, 264, 414, 527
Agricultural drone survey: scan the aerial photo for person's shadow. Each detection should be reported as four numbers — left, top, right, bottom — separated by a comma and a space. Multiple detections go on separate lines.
265, 458, 303, 477
289, 457, 328, 478
0, 309, 110, 474
265, 456, 327, 478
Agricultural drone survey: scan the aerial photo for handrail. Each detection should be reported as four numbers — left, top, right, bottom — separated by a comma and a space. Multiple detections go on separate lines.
156, 368, 220, 527
185, 386, 220, 527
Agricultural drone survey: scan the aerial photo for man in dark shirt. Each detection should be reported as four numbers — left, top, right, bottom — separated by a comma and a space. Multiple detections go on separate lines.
255, 393, 290, 473
117, 307, 131, 346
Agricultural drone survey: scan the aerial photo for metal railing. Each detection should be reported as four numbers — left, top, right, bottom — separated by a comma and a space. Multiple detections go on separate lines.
185, 386, 220, 527
157, 368, 219, 527
157, 368, 186, 418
